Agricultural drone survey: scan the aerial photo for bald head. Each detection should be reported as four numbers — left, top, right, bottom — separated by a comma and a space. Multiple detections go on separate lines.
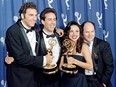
82, 22, 95, 42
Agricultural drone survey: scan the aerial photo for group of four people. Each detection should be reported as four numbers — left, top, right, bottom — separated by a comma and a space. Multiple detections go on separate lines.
5, 2, 114, 87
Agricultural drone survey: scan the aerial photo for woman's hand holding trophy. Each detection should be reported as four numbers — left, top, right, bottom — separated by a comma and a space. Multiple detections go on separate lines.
61, 39, 77, 74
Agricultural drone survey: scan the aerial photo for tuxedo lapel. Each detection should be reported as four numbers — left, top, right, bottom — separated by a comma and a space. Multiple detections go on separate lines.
35, 31, 40, 55
92, 38, 99, 72
18, 21, 33, 55
92, 38, 100, 59
38, 30, 47, 55
55, 33, 61, 47
92, 38, 98, 59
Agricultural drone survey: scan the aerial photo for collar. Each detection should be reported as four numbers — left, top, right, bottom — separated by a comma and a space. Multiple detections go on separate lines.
42, 29, 55, 38
21, 21, 35, 33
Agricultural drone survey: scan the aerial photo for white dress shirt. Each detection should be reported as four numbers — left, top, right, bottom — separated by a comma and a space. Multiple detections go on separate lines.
26, 31, 36, 56
42, 30, 60, 66
21, 21, 36, 56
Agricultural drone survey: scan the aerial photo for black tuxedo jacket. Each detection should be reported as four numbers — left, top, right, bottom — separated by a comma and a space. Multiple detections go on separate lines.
5, 20, 43, 87
92, 37, 114, 87
35, 30, 62, 84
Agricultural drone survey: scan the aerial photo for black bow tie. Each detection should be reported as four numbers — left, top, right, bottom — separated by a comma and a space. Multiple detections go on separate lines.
46, 34, 55, 38
43, 31, 55, 38
26, 28, 35, 33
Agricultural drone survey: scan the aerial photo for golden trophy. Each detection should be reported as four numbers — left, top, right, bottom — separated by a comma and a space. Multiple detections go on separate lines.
61, 39, 77, 74
43, 38, 58, 74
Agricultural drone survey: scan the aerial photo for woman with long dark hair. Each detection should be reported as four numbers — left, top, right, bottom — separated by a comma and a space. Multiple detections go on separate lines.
60, 21, 93, 87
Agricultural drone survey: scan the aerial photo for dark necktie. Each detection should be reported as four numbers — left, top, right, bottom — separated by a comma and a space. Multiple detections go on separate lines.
84, 40, 90, 46
43, 31, 55, 38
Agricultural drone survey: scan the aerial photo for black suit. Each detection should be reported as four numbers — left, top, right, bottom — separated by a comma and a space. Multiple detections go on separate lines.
5, 20, 43, 87
35, 30, 61, 87
87, 37, 114, 87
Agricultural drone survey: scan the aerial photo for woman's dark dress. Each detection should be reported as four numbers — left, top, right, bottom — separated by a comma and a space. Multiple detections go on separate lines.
60, 55, 88, 87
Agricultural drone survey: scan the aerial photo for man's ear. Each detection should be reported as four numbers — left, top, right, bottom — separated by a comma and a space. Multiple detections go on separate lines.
41, 20, 44, 25
21, 13, 24, 19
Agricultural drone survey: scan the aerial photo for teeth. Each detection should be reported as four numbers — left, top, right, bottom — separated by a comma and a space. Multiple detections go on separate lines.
72, 36, 77, 38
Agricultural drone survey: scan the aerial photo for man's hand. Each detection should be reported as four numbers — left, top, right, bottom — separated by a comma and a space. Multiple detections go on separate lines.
45, 52, 53, 65
56, 28, 64, 37
5, 57, 14, 64
5, 52, 14, 64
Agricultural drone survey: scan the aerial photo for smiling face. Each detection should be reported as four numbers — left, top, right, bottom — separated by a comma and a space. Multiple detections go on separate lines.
41, 12, 56, 34
69, 25, 80, 42
21, 8, 37, 29
83, 22, 95, 42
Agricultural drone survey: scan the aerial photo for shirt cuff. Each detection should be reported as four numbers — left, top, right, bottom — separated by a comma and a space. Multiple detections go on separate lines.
43, 56, 46, 66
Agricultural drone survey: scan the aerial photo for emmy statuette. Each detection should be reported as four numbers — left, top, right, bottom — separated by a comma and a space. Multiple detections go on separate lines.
61, 39, 77, 74
43, 38, 58, 74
